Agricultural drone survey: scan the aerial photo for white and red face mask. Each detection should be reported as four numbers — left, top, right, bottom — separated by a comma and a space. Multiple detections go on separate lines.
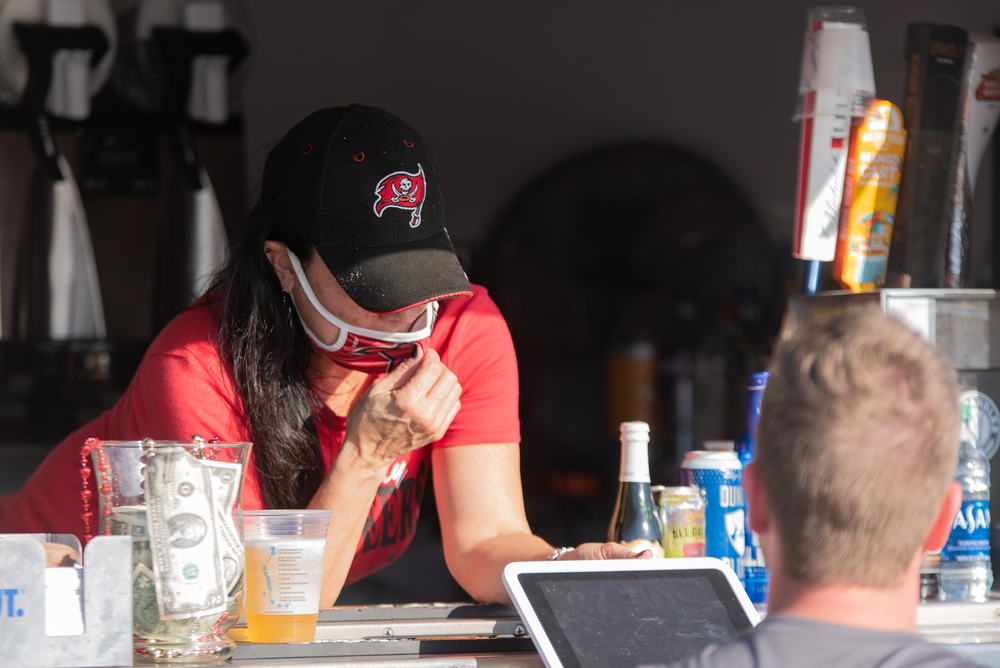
286, 250, 437, 374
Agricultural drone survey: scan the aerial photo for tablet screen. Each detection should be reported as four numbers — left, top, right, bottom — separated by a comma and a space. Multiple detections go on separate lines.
517, 568, 753, 668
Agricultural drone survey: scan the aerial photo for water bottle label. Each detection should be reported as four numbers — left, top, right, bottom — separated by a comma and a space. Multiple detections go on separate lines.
942, 500, 991, 563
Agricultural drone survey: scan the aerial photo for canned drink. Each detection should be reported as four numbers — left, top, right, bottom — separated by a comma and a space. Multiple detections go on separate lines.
657, 486, 706, 558
649, 485, 667, 539
680, 451, 745, 583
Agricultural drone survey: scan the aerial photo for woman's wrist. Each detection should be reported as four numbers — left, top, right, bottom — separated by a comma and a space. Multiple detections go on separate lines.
309, 441, 386, 513
546, 546, 576, 561
333, 435, 392, 483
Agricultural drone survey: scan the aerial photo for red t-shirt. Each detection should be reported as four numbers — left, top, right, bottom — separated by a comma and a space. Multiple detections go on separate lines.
0, 284, 519, 583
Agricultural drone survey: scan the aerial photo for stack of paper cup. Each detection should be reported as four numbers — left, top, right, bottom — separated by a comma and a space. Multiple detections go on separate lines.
792, 6, 876, 263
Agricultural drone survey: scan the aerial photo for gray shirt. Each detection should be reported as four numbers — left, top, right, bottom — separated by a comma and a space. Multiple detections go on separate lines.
663, 615, 982, 668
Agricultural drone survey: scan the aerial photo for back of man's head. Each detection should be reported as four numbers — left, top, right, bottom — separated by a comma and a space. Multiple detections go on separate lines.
757, 306, 959, 587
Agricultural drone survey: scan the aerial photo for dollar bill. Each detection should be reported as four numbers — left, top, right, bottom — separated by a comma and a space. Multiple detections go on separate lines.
132, 564, 230, 641
133, 563, 167, 639
203, 460, 244, 595
145, 447, 226, 620
111, 505, 152, 569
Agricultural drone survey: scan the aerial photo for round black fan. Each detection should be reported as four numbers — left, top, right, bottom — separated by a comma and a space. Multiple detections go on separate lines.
471, 142, 783, 549
474, 142, 782, 360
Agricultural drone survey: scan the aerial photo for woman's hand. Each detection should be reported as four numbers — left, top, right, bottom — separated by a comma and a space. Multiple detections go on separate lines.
311, 348, 460, 607
557, 542, 656, 560
43, 542, 78, 567
341, 349, 462, 476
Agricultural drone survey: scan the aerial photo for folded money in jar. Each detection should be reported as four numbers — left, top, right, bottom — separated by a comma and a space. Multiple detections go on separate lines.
88, 438, 252, 663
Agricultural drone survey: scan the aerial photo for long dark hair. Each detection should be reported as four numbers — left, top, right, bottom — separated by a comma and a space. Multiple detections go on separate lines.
207, 204, 325, 509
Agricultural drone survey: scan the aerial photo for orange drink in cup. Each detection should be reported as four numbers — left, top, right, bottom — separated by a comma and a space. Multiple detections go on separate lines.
242, 510, 332, 643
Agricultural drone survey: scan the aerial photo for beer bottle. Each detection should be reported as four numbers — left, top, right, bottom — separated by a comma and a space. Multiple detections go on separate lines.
608, 422, 664, 557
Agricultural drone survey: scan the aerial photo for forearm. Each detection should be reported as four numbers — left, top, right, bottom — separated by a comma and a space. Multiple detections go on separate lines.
433, 444, 646, 604
306, 349, 462, 606
445, 532, 554, 604
308, 443, 386, 607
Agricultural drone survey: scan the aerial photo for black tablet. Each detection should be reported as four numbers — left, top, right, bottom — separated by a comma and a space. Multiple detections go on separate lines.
503, 557, 759, 668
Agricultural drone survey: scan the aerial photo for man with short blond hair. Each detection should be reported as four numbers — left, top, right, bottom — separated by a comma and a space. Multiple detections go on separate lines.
669, 306, 979, 668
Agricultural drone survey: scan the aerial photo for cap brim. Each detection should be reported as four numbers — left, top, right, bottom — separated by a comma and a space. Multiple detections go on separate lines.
316, 229, 473, 314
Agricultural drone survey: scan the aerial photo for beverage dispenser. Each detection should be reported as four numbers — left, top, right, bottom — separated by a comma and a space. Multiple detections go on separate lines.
0, 0, 116, 341
0, 0, 249, 446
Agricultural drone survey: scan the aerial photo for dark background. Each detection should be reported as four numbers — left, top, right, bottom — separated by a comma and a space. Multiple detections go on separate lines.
240, 0, 997, 284
0, 0, 997, 605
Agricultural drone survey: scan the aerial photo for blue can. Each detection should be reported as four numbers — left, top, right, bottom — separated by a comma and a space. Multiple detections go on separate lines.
680, 451, 745, 585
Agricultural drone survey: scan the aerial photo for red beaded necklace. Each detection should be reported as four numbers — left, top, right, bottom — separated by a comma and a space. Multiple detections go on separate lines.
79, 437, 219, 545
80, 437, 113, 545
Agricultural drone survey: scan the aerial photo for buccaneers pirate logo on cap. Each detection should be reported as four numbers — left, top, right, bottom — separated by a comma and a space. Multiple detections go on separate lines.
374, 164, 426, 228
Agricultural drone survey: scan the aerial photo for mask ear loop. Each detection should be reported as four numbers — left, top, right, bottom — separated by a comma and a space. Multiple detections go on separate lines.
285, 248, 436, 343
285, 251, 352, 351
297, 311, 348, 352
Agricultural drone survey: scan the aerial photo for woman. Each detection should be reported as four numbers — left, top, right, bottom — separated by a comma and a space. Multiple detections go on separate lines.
0, 105, 641, 605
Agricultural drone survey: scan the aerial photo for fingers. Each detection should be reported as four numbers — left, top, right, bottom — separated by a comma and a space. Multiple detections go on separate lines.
606, 543, 654, 559
344, 348, 463, 469
391, 351, 461, 423
398, 349, 447, 396
43, 542, 78, 568
413, 387, 461, 443
560, 542, 610, 560
375, 348, 442, 394
562, 542, 655, 561
600, 542, 641, 559
426, 362, 461, 410
439, 397, 462, 439
425, 364, 462, 439
382, 346, 426, 391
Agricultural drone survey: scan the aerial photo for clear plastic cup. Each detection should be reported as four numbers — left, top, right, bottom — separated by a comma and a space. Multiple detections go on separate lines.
242, 510, 332, 643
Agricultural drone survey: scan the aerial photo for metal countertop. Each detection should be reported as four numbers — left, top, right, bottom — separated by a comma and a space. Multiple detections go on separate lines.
119, 599, 1000, 667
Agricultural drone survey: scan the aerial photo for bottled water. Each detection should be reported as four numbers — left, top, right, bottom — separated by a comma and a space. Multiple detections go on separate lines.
940, 404, 993, 601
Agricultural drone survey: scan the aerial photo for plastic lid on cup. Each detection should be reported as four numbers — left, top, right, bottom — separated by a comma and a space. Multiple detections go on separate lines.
243, 509, 333, 537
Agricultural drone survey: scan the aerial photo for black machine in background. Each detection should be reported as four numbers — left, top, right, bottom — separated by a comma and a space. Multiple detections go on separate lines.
0, 2, 250, 485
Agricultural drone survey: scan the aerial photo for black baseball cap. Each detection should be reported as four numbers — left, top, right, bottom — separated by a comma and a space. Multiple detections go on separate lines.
261, 104, 472, 313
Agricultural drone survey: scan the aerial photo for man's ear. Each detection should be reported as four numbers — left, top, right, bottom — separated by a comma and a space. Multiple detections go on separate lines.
924, 481, 962, 552
263, 240, 296, 293
744, 462, 770, 536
